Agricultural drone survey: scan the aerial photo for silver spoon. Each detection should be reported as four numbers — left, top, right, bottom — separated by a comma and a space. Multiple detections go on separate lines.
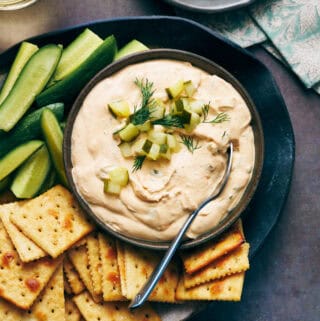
129, 142, 233, 309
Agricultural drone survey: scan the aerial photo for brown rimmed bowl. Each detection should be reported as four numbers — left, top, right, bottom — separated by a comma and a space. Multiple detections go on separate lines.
63, 49, 264, 250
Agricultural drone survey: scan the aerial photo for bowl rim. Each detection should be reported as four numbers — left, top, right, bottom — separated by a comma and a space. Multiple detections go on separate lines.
63, 48, 264, 250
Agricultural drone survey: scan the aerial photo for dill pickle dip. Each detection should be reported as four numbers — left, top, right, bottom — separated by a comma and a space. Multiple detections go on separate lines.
71, 59, 255, 241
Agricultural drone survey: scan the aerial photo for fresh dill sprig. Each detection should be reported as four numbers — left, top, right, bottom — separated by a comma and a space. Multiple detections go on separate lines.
180, 135, 201, 153
152, 114, 184, 128
201, 104, 230, 124
130, 78, 155, 125
132, 155, 146, 172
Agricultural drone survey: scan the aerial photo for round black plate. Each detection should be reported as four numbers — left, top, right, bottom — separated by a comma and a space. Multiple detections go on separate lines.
0, 16, 294, 257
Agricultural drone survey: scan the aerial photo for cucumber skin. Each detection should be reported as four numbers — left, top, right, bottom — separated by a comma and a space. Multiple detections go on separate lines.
0, 140, 44, 181
0, 176, 11, 193
0, 42, 39, 105
11, 145, 51, 199
36, 35, 117, 107
0, 103, 64, 159
41, 109, 68, 187
0, 44, 62, 132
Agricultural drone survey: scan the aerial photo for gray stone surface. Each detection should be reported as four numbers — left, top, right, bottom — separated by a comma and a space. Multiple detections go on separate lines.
0, 1, 319, 320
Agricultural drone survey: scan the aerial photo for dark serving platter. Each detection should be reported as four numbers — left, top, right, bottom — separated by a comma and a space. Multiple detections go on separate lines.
0, 15, 294, 319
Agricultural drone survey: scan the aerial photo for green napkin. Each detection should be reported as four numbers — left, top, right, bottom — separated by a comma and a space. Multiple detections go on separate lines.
176, 0, 320, 94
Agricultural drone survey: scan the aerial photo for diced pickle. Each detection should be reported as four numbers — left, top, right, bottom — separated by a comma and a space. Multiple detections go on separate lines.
109, 167, 129, 186
172, 99, 185, 115
142, 139, 153, 153
119, 142, 133, 158
119, 123, 140, 142
167, 134, 177, 150
189, 99, 206, 115
132, 137, 148, 156
150, 101, 165, 120
136, 120, 152, 132
104, 180, 121, 195
147, 143, 160, 160
184, 112, 201, 132
184, 80, 196, 97
181, 109, 192, 124
159, 143, 168, 154
148, 130, 167, 145
165, 80, 184, 99
108, 100, 131, 118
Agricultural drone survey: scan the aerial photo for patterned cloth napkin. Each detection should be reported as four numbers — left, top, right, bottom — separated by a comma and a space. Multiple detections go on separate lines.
176, 0, 320, 94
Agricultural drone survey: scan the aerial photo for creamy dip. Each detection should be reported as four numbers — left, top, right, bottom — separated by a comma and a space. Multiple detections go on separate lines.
71, 59, 255, 241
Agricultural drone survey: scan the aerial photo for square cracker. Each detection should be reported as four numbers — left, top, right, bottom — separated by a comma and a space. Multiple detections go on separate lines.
176, 272, 245, 301
10, 185, 94, 258
124, 244, 179, 302
0, 219, 62, 309
181, 219, 244, 274
184, 243, 250, 288
73, 291, 161, 321
87, 233, 103, 296
65, 297, 82, 321
116, 240, 127, 297
68, 244, 101, 302
0, 202, 47, 262
0, 263, 65, 320
98, 233, 124, 301
64, 257, 85, 295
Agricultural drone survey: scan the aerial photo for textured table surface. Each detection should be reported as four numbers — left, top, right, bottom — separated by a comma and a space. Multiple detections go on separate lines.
0, 1, 319, 320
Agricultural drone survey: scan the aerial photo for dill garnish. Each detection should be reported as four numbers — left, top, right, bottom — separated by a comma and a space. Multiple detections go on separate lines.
132, 155, 146, 172
180, 135, 201, 153
201, 104, 230, 124
152, 114, 184, 128
130, 78, 155, 125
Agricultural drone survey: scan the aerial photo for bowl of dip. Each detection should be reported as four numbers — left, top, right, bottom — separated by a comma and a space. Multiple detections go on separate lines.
64, 49, 264, 250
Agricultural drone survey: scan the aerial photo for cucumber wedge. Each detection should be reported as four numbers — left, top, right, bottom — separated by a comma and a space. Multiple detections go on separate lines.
0, 44, 62, 132
38, 170, 57, 195
11, 145, 51, 199
115, 39, 149, 60
41, 109, 68, 187
36, 35, 117, 107
0, 42, 39, 105
48, 28, 103, 86
0, 140, 44, 181
0, 102, 64, 158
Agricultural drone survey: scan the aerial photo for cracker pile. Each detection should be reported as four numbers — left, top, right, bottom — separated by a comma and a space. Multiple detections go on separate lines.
0, 184, 251, 320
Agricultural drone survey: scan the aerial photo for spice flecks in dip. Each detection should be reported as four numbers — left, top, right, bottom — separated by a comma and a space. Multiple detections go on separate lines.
71, 60, 255, 241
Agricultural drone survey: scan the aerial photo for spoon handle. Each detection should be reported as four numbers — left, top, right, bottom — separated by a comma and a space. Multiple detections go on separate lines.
129, 208, 199, 309
129, 142, 233, 309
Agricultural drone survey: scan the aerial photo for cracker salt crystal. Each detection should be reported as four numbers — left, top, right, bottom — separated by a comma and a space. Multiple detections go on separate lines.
176, 272, 245, 301
63, 257, 86, 295
73, 291, 161, 321
124, 244, 179, 302
0, 202, 47, 262
181, 219, 244, 274
10, 185, 94, 258
87, 233, 103, 296
0, 263, 65, 320
98, 233, 124, 301
0, 219, 62, 309
68, 244, 101, 302
184, 243, 250, 288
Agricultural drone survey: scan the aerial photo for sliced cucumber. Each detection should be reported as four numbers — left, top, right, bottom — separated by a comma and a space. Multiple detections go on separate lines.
115, 39, 149, 60
41, 109, 68, 187
11, 145, 51, 199
48, 28, 103, 86
0, 176, 11, 193
36, 35, 117, 107
0, 140, 43, 181
0, 103, 64, 158
0, 42, 39, 105
0, 44, 62, 132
